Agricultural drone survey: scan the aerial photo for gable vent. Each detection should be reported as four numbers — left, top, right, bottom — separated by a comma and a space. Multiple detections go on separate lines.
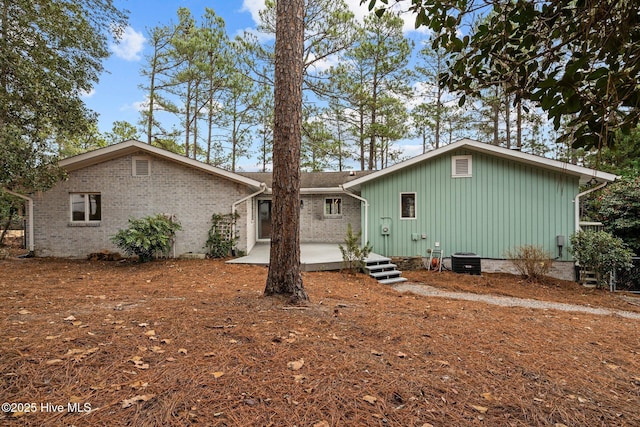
133, 157, 150, 176
452, 155, 472, 177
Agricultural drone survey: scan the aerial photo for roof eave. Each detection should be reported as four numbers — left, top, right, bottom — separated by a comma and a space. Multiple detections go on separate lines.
342, 138, 619, 189
58, 140, 264, 190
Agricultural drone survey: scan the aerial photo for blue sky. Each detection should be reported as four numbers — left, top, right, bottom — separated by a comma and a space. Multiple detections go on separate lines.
84, 1, 259, 133
84, 0, 432, 169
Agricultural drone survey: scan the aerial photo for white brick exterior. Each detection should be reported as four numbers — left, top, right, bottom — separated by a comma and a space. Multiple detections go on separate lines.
32, 152, 254, 258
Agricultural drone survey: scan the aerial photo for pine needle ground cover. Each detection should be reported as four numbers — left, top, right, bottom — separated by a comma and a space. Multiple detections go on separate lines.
1, 255, 639, 426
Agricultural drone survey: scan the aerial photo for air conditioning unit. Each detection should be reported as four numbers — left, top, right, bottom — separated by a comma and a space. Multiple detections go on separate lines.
451, 252, 481, 275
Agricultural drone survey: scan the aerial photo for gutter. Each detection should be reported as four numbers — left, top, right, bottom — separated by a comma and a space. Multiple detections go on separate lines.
340, 185, 369, 247
2, 189, 35, 253
231, 183, 268, 248
574, 181, 608, 233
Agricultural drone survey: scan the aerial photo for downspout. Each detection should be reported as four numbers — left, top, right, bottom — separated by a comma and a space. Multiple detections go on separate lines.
232, 183, 267, 250
340, 185, 369, 247
2, 189, 34, 254
574, 181, 608, 233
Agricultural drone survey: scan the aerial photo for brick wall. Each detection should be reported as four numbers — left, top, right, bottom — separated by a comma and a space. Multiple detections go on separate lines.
299, 194, 362, 243
32, 152, 254, 258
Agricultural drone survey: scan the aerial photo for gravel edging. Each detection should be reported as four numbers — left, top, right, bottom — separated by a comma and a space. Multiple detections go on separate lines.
393, 283, 640, 320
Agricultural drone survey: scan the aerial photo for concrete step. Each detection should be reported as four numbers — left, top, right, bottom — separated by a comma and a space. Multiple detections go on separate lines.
369, 270, 402, 279
365, 257, 392, 266
365, 257, 407, 285
365, 263, 397, 272
378, 277, 408, 285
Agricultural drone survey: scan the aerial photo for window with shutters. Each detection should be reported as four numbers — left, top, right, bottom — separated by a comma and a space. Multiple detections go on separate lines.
132, 156, 151, 176
451, 155, 472, 178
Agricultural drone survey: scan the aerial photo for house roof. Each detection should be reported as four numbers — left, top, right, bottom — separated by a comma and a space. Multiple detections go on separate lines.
342, 138, 619, 190
239, 171, 373, 194
58, 140, 264, 190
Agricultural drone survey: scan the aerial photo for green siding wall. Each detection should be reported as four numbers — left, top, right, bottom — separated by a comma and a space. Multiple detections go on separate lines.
362, 149, 579, 260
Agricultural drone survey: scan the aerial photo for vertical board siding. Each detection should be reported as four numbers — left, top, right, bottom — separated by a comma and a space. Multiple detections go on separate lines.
362, 149, 578, 260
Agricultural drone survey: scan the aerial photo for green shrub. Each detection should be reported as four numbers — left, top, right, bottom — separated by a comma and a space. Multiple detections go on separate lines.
205, 212, 239, 258
338, 224, 372, 274
570, 230, 634, 288
596, 175, 640, 254
111, 214, 181, 262
505, 245, 553, 282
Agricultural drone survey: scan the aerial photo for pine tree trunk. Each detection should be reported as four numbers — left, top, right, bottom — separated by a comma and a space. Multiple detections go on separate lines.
264, 0, 308, 303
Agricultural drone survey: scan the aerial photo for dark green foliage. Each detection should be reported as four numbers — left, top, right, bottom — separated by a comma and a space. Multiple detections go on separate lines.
1, 0, 128, 192
365, 0, 640, 150
205, 212, 239, 258
570, 230, 634, 288
615, 257, 640, 291
582, 129, 640, 177
0, 192, 22, 246
111, 214, 182, 262
596, 175, 640, 254
339, 224, 372, 274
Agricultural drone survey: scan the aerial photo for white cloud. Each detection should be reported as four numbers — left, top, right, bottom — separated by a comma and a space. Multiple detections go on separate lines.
236, 26, 274, 44
397, 142, 425, 159
131, 99, 148, 112
306, 52, 341, 74
239, 0, 429, 37
241, 0, 267, 25
79, 88, 96, 99
111, 26, 146, 61
344, 0, 433, 36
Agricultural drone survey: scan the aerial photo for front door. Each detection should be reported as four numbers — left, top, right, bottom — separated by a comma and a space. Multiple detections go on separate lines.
258, 199, 272, 240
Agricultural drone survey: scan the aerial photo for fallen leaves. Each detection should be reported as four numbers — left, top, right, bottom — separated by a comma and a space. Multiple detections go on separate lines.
481, 392, 499, 402
4, 258, 640, 426
362, 395, 378, 405
129, 380, 149, 390
65, 347, 99, 362
471, 404, 489, 414
287, 358, 305, 371
121, 394, 155, 409
44, 346, 99, 365
129, 356, 150, 370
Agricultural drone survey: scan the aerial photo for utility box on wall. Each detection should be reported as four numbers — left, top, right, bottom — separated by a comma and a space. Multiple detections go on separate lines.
451, 252, 481, 275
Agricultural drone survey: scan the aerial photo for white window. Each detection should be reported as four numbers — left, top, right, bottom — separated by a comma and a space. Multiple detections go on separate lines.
132, 156, 150, 176
70, 193, 101, 222
400, 193, 416, 219
324, 198, 342, 216
452, 155, 472, 178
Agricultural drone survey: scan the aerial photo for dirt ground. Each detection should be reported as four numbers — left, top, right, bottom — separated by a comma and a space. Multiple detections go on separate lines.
1, 240, 640, 426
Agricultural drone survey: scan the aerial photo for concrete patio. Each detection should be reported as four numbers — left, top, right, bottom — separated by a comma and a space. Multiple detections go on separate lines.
227, 242, 389, 272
